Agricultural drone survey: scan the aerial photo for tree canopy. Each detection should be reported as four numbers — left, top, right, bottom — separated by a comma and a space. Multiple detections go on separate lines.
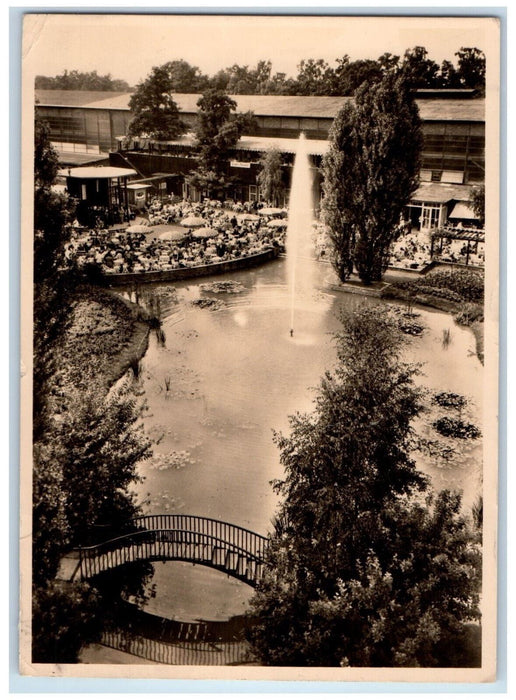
128, 65, 187, 140
248, 305, 482, 667
257, 148, 285, 206
36, 46, 485, 98
35, 69, 131, 91
321, 73, 423, 283
188, 88, 256, 198
469, 184, 485, 226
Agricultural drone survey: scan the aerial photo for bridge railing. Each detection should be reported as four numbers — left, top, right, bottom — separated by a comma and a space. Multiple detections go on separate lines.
132, 514, 268, 559
77, 515, 268, 581
101, 629, 252, 666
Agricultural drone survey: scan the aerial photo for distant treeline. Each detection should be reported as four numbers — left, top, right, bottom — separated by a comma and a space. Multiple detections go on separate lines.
35, 46, 485, 96
35, 69, 131, 92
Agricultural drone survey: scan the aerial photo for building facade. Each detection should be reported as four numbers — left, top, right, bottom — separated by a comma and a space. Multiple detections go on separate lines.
36, 88, 485, 230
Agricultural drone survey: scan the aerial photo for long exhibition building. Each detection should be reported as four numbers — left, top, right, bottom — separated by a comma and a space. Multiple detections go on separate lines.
35, 88, 485, 232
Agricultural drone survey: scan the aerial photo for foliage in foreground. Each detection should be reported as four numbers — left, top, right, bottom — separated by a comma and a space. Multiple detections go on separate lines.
248, 305, 482, 667
32, 117, 154, 662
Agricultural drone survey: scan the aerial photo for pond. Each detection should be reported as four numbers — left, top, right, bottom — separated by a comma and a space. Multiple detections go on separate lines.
120, 254, 482, 624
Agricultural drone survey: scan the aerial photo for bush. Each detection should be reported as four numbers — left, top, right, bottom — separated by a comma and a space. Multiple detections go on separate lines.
454, 303, 484, 326
433, 416, 481, 439
423, 269, 484, 303
394, 269, 484, 304
432, 392, 467, 410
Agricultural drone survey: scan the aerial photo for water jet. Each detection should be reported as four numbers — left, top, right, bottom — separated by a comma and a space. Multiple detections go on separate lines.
286, 132, 315, 335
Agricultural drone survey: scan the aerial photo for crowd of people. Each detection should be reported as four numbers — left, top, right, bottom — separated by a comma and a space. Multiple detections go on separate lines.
66, 198, 288, 275
66, 196, 484, 277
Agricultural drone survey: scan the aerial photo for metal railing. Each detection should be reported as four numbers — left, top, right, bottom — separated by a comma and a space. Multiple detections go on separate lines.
77, 515, 268, 587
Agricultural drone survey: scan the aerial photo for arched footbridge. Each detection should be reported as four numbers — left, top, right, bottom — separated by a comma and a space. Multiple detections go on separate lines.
58, 514, 268, 588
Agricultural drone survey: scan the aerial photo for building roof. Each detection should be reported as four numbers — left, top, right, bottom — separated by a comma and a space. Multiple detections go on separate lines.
36, 90, 132, 107
412, 182, 473, 204
66, 166, 137, 179
52, 151, 110, 167
35, 89, 485, 122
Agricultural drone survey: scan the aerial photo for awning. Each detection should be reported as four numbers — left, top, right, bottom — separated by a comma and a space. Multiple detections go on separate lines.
448, 202, 479, 220
65, 166, 137, 179
411, 182, 473, 204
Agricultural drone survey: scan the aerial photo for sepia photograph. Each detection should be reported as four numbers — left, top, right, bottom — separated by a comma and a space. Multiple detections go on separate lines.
19, 11, 501, 682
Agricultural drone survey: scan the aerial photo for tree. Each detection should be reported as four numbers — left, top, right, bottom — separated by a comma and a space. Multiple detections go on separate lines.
128, 65, 187, 140
32, 581, 103, 663
257, 148, 285, 205
400, 46, 440, 89
58, 385, 152, 545
162, 60, 208, 93
294, 58, 334, 95
438, 60, 462, 89
333, 59, 383, 95
33, 118, 75, 442
455, 48, 486, 93
248, 306, 482, 667
188, 88, 256, 198
321, 73, 423, 283
35, 70, 131, 91
469, 184, 485, 226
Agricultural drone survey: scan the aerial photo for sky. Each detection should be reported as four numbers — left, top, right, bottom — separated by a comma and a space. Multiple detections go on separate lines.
22, 13, 496, 87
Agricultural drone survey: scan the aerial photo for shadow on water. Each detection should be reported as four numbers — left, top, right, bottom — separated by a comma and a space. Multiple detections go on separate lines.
101, 602, 255, 665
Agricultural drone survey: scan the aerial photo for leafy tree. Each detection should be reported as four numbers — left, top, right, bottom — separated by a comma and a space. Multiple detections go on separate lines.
33, 118, 75, 442
321, 73, 423, 283
32, 581, 103, 663
455, 48, 486, 93
400, 46, 440, 89
128, 65, 187, 140
377, 52, 401, 74
294, 58, 334, 95
248, 306, 482, 667
334, 59, 383, 95
257, 148, 285, 205
438, 60, 462, 89
34, 119, 59, 188
35, 70, 131, 91
469, 184, 485, 226
50, 384, 152, 546
188, 88, 256, 198
162, 59, 208, 93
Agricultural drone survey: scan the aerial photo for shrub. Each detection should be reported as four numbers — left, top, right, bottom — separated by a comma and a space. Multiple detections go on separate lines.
454, 303, 484, 326
394, 269, 484, 304
423, 269, 484, 303
432, 392, 467, 409
433, 416, 481, 439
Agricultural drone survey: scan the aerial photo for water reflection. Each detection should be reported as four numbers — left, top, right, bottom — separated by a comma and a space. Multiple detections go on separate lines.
122, 256, 482, 623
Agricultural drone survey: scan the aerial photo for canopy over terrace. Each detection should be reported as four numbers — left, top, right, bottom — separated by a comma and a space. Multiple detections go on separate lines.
430, 226, 485, 265
65, 165, 137, 227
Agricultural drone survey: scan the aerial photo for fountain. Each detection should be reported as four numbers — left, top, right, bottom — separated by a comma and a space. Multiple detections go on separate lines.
286, 132, 315, 336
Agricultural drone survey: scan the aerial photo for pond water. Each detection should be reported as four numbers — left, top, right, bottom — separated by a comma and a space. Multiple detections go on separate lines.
119, 254, 483, 624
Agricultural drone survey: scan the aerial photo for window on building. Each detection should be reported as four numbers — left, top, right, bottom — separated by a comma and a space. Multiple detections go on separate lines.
431, 171, 442, 182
